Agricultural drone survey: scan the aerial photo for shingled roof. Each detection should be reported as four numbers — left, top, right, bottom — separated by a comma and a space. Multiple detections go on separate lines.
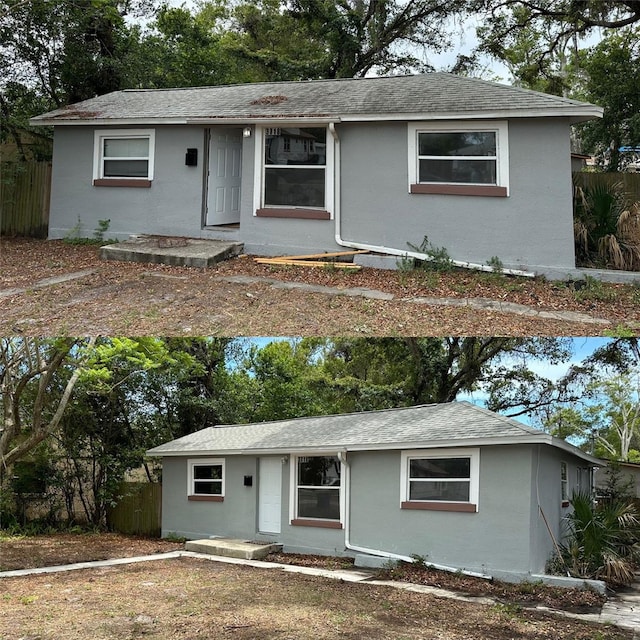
31, 73, 601, 126
146, 402, 599, 463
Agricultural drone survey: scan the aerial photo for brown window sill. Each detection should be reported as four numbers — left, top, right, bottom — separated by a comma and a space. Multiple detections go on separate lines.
93, 179, 152, 188
188, 495, 224, 502
256, 208, 330, 220
401, 501, 476, 513
290, 518, 343, 529
410, 183, 507, 197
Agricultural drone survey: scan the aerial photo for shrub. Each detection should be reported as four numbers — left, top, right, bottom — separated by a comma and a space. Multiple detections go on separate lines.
573, 178, 640, 271
560, 492, 640, 585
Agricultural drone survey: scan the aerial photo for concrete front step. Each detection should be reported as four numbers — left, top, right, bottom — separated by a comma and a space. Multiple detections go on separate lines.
184, 538, 282, 560
100, 236, 243, 268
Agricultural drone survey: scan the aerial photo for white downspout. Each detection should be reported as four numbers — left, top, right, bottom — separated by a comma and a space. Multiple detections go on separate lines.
328, 122, 535, 279
338, 451, 492, 580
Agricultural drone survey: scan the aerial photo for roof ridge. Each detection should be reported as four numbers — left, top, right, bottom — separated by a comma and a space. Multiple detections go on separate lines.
458, 402, 543, 435
212, 402, 446, 430
121, 74, 423, 94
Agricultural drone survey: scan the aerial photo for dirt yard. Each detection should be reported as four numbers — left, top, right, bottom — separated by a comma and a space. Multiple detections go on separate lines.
1, 238, 638, 335
0, 533, 631, 640
0, 532, 183, 571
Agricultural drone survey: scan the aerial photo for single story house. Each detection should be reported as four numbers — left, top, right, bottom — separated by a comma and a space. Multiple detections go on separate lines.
31, 74, 602, 276
146, 402, 600, 583
596, 460, 640, 500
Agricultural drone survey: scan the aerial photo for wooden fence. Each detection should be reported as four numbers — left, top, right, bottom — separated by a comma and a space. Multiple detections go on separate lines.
573, 171, 640, 205
106, 482, 162, 537
0, 160, 52, 237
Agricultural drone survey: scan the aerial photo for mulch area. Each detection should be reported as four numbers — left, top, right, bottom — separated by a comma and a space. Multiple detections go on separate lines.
267, 552, 605, 613
1, 237, 638, 335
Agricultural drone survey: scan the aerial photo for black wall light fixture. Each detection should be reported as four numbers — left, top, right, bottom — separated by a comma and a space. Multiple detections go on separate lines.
185, 148, 198, 166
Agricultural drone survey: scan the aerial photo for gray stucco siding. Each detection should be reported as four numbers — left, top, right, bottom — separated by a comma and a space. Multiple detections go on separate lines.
528, 446, 590, 573
338, 118, 575, 271
347, 447, 535, 576
48, 126, 207, 240
161, 456, 258, 540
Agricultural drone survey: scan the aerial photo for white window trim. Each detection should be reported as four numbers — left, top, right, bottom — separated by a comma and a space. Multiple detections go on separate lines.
407, 121, 509, 194
93, 128, 156, 181
561, 460, 569, 505
289, 453, 344, 524
400, 448, 480, 510
253, 125, 334, 215
187, 458, 225, 498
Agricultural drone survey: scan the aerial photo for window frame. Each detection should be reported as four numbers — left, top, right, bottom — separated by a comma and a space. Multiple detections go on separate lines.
400, 448, 480, 512
407, 121, 509, 197
561, 461, 569, 507
254, 125, 333, 219
93, 128, 155, 187
187, 458, 225, 502
289, 453, 343, 528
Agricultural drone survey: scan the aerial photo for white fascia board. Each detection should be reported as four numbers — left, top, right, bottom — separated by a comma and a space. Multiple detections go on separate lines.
147, 434, 599, 461
30, 118, 189, 127
186, 117, 339, 126
340, 106, 603, 123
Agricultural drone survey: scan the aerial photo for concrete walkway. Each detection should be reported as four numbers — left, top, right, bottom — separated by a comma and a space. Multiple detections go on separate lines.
220, 275, 611, 326
0, 270, 95, 299
1, 551, 638, 633
0, 263, 612, 326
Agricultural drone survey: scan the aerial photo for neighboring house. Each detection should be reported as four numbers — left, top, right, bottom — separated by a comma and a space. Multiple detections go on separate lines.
596, 461, 640, 499
570, 152, 591, 172
31, 74, 602, 275
146, 402, 600, 583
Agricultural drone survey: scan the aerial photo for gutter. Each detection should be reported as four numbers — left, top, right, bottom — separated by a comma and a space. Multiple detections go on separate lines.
328, 122, 536, 278
338, 451, 492, 580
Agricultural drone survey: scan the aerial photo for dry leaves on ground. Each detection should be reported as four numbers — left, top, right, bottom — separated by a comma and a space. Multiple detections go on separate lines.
1, 238, 638, 335
0, 548, 631, 640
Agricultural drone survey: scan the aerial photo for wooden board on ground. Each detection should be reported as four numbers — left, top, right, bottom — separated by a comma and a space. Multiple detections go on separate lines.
254, 249, 368, 270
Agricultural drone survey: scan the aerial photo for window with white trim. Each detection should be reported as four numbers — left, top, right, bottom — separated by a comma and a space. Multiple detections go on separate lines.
401, 448, 479, 511
294, 455, 341, 521
261, 126, 328, 209
188, 459, 225, 498
408, 121, 509, 195
93, 129, 155, 182
561, 461, 569, 506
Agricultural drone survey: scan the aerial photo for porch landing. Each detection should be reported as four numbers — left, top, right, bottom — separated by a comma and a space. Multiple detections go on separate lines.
100, 236, 243, 268
184, 538, 282, 560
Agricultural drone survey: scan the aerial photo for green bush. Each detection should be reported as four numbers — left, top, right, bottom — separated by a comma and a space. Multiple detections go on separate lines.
573, 178, 640, 271
560, 492, 640, 585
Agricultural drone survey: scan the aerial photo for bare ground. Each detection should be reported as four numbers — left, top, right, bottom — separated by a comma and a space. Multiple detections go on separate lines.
0, 532, 183, 571
1, 238, 638, 335
0, 534, 631, 640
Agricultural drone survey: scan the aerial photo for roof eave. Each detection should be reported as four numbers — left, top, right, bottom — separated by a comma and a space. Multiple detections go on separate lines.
146, 434, 602, 464
29, 117, 191, 127
30, 105, 603, 127
341, 106, 604, 123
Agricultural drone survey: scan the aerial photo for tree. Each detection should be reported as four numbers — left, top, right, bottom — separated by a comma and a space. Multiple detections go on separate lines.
0, 337, 96, 472
231, 0, 474, 79
546, 372, 640, 461
478, 1, 640, 72
477, 3, 585, 95
35, 337, 219, 525
229, 337, 575, 421
0, 0, 151, 157
579, 28, 640, 171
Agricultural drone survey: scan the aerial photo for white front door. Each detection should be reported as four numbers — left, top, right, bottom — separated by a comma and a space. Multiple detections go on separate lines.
258, 457, 282, 534
206, 128, 242, 225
